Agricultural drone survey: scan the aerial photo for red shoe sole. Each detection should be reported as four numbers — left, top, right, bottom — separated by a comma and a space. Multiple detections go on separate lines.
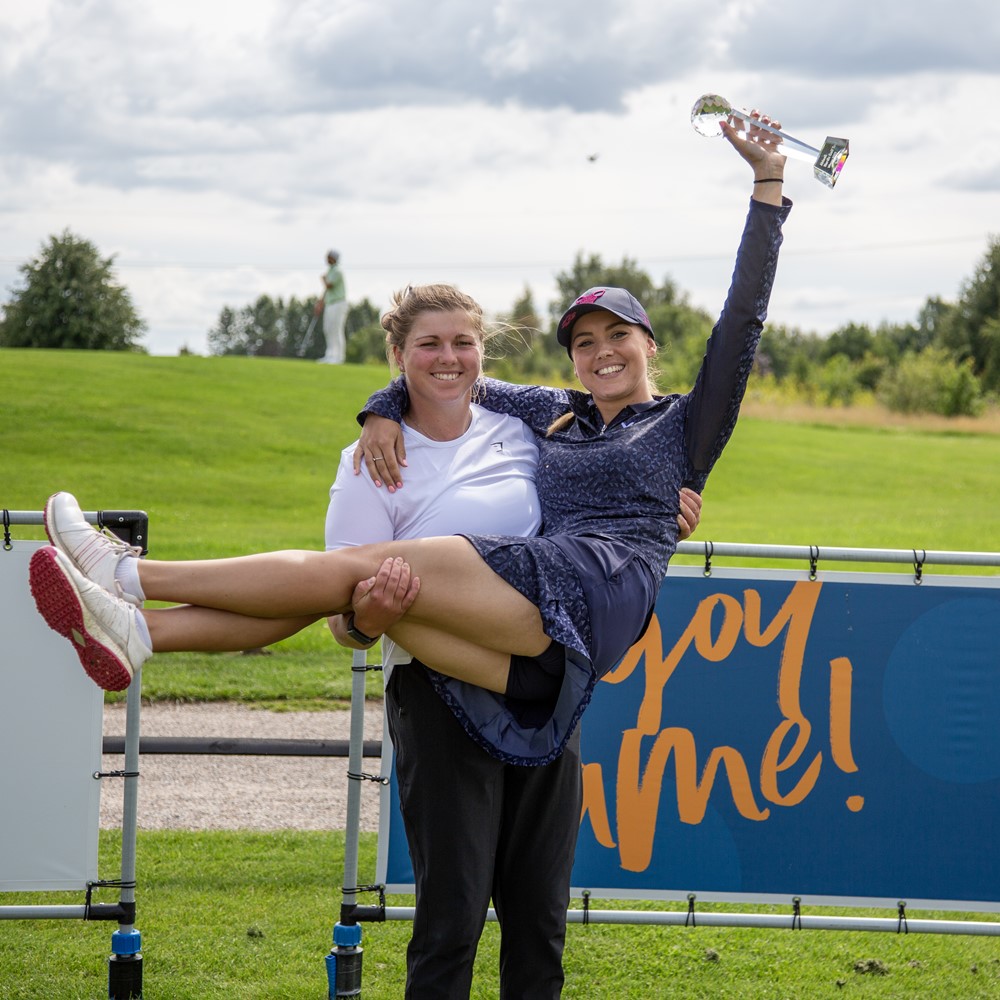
28, 547, 133, 692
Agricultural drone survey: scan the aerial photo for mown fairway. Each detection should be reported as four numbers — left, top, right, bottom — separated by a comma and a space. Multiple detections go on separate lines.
6, 349, 999, 560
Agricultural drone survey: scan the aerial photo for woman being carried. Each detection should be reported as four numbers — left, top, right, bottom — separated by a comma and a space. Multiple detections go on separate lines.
29, 112, 790, 764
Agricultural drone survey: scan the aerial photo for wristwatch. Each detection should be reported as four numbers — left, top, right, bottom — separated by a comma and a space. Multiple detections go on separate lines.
345, 613, 379, 648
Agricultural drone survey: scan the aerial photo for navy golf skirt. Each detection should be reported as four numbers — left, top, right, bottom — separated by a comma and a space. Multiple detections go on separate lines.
425, 532, 660, 765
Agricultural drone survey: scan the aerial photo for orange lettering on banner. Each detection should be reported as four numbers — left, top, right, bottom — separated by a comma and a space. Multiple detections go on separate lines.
591, 579, 863, 872
607, 593, 744, 735
829, 656, 858, 773
616, 727, 769, 872
749, 582, 824, 806
580, 762, 617, 848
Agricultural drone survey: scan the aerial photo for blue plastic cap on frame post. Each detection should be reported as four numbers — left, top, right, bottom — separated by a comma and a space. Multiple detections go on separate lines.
327, 920, 363, 998
109, 929, 143, 1000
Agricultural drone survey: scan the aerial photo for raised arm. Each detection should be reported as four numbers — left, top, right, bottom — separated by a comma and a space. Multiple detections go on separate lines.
684, 113, 791, 480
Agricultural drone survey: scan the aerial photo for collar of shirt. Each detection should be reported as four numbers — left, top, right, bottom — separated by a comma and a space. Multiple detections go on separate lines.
568, 394, 677, 437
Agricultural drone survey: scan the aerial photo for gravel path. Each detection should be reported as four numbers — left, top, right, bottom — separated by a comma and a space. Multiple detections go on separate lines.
100, 702, 386, 832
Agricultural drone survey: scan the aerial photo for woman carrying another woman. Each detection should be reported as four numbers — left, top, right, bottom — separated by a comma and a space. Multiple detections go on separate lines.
323, 282, 701, 998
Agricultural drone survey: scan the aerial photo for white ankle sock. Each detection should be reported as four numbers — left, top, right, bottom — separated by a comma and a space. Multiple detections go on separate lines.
134, 609, 152, 649
114, 556, 145, 604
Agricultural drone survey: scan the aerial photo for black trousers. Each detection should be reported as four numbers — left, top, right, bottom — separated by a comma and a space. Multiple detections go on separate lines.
385, 663, 583, 1000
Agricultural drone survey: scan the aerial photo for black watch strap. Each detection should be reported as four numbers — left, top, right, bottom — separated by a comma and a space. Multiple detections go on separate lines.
346, 612, 379, 647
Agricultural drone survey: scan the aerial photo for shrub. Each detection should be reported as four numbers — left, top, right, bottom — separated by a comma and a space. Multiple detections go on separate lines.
877, 347, 984, 417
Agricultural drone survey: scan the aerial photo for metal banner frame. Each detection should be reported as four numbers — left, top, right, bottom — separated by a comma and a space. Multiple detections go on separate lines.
0, 508, 148, 999
347, 542, 1000, 938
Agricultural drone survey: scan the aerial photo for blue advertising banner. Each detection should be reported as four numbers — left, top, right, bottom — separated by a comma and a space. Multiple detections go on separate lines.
377, 567, 1000, 912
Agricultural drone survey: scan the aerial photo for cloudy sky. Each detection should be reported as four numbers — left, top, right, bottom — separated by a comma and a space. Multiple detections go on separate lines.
2, 0, 998, 356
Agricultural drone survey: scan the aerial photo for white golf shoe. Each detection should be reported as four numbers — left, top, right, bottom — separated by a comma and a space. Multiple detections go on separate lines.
29, 545, 152, 691
43, 491, 143, 605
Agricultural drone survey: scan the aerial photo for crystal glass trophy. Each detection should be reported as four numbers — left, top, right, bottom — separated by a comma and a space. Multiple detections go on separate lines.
691, 94, 849, 189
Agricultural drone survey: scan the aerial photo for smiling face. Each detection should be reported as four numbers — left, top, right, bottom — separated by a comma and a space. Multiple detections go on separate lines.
393, 308, 484, 420
569, 308, 657, 421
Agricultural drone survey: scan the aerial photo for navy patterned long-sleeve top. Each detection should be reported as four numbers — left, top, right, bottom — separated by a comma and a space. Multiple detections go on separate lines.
361, 197, 791, 581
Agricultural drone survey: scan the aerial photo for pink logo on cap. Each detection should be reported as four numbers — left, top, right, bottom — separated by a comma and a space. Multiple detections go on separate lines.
561, 289, 606, 329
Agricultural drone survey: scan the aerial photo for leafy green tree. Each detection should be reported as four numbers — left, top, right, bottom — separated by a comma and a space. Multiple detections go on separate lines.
346, 298, 381, 339
208, 305, 238, 354
821, 322, 873, 363
937, 236, 1000, 392
208, 294, 353, 358
208, 294, 285, 356
647, 301, 713, 391
504, 286, 541, 331
912, 298, 951, 351
248, 295, 282, 356
870, 320, 926, 366
0, 230, 146, 350
287, 296, 322, 358
817, 353, 858, 406
343, 298, 389, 365
495, 286, 541, 352
489, 287, 554, 376
758, 325, 823, 381
790, 352, 818, 402
853, 351, 887, 392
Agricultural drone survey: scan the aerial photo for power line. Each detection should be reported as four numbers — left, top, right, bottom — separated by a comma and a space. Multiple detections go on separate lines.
0, 234, 990, 276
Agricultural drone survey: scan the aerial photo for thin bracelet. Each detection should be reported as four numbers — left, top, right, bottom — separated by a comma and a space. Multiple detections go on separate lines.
754, 178, 784, 185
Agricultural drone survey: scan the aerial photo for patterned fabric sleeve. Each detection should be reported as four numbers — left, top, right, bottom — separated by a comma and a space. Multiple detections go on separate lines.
358, 376, 409, 425
684, 197, 791, 475
358, 376, 575, 436
471, 377, 578, 436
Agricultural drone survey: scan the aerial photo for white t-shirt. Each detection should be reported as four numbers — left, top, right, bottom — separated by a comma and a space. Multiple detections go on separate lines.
325, 404, 542, 672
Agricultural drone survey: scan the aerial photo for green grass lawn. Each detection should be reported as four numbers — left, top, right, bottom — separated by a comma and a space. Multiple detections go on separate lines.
3, 350, 1000, 997
5, 348, 999, 705
2, 831, 998, 999
699, 414, 1000, 553
5, 349, 999, 565
2, 349, 389, 557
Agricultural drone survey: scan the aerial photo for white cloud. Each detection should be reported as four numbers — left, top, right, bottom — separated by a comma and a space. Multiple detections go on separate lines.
1, 0, 998, 355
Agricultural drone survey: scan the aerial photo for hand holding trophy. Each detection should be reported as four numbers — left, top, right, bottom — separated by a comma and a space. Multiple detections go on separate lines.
691, 94, 849, 188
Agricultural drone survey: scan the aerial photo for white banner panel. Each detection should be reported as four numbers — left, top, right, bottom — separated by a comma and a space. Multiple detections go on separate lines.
0, 541, 104, 891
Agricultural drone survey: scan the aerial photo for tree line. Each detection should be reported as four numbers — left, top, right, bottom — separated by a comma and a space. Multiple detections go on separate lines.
3, 229, 999, 418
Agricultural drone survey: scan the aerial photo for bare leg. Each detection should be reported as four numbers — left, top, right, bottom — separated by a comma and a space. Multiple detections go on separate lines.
138, 550, 354, 617
143, 604, 526, 694
146, 608, 521, 694
138, 537, 551, 660
387, 621, 516, 694
146, 606, 322, 652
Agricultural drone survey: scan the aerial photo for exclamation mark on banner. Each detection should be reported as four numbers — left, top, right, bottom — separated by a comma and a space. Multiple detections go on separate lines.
830, 656, 864, 812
